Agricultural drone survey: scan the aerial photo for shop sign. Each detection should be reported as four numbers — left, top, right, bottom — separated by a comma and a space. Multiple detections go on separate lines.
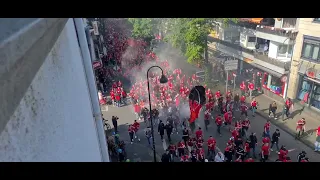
280, 75, 288, 83
305, 68, 317, 79
244, 58, 254, 64
92, 61, 102, 70
224, 60, 238, 71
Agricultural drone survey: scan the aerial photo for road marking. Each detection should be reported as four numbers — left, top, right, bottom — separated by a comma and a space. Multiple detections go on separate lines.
288, 148, 296, 152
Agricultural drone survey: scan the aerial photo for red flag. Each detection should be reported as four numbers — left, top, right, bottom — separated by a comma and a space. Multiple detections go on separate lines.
189, 100, 202, 123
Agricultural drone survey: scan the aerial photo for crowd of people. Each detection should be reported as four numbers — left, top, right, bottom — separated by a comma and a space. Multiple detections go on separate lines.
100, 20, 311, 162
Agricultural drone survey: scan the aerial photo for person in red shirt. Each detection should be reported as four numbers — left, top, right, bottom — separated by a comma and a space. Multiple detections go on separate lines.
240, 103, 248, 118
110, 91, 115, 106
215, 90, 221, 100
204, 110, 211, 131
180, 155, 189, 162
207, 136, 216, 160
196, 148, 205, 162
250, 98, 258, 117
223, 111, 230, 126
264, 120, 271, 139
262, 136, 270, 145
195, 127, 203, 140
128, 125, 135, 144
168, 144, 177, 161
196, 137, 204, 149
244, 140, 250, 157
187, 137, 196, 152
315, 126, 320, 151
177, 140, 186, 157
240, 95, 246, 104
248, 82, 254, 98
261, 143, 270, 162
121, 89, 127, 105
115, 93, 121, 107
231, 128, 239, 139
134, 102, 141, 119
240, 81, 246, 96
285, 98, 293, 118
132, 120, 141, 142
278, 145, 288, 161
215, 115, 223, 136
241, 118, 250, 138
296, 118, 306, 139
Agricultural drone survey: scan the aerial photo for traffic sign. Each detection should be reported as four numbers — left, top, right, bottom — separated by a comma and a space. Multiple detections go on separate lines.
224, 60, 238, 71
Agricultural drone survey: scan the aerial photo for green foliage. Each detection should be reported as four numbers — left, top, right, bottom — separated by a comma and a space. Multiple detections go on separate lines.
128, 18, 154, 40
163, 18, 238, 64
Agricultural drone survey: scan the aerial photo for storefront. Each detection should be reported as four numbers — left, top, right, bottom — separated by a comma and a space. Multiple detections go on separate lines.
241, 58, 287, 97
297, 63, 320, 110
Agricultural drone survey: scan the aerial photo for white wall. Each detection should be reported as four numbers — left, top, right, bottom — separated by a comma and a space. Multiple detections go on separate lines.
0, 19, 103, 162
268, 41, 278, 59
274, 19, 282, 28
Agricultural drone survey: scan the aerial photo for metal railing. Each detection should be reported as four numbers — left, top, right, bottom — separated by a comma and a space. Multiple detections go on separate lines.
208, 36, 291, 70
256, 26, 298, 39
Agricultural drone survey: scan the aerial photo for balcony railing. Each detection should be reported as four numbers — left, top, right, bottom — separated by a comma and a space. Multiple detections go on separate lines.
253, 52, 291, 71
256, 25, 298, 39
207, 36, 291, 70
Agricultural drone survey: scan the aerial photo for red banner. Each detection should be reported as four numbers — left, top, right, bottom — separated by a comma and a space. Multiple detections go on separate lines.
189, 100, 202, 123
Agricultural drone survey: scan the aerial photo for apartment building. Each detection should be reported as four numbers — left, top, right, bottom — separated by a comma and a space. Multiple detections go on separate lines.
287, 18, 320, 111
208, 18, 298, 102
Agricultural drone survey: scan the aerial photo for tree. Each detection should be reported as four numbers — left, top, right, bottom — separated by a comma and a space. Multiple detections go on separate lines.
128, 18, 155, 41
164, 18, 238, 64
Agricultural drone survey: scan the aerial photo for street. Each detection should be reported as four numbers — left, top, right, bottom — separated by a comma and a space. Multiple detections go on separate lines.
103, 100, 320, 162
102, 43, 320, 162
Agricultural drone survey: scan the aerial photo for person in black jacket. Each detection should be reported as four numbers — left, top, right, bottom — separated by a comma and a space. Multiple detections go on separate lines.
158, 120, 165, 141
165, 121, 173, 142
249, 132, 258, 158
270, 129, 280, 152
182, 128, 190, 145
235, 144, 245, 161
161, 150, 171, 162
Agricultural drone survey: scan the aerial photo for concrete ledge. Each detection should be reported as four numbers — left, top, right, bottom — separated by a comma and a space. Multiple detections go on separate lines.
0, 18, 68, 133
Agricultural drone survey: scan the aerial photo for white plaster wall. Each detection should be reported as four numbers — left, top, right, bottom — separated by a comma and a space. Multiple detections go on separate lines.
268, 41, 278, 59
0, 19, 102, 162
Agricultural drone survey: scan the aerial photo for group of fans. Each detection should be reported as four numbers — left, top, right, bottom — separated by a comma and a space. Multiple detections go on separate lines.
99, 19, 310, 162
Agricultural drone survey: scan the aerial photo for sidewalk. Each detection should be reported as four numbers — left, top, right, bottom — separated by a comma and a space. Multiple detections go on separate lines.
250, 93, 319, 150
208, 81, 319, 150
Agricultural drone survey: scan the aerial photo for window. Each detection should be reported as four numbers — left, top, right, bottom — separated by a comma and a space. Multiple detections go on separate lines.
278, 45, 287, 57
301, 37, 320, 61
282, 18, 297, 28
248, 37, 256, 42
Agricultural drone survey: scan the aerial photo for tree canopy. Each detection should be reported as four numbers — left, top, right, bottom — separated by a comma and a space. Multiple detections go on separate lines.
163, 18, 238, 64
128, 18, 154, 40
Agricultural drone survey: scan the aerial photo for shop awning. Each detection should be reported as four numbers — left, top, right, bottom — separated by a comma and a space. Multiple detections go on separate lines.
250, 62, 284, 78
239, 18, 264, 24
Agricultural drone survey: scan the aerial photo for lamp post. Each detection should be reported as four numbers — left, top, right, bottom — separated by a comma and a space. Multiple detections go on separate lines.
147, 65, 168, 162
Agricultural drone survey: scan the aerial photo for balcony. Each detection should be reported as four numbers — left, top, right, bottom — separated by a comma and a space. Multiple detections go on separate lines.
207, 36, 291, 71
256, 25, 298, 40
253, 52, 291, 71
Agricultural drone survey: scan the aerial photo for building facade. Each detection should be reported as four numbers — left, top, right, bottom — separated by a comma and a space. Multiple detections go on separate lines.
287, 18, 320, 111
208, 18, 298, 101
0, 18, 109, 161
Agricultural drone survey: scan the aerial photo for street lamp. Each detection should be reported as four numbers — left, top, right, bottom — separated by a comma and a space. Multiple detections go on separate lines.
147, 65, 168, 162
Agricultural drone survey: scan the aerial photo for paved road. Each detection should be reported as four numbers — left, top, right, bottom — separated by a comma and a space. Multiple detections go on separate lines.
102, 101, 320, 162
